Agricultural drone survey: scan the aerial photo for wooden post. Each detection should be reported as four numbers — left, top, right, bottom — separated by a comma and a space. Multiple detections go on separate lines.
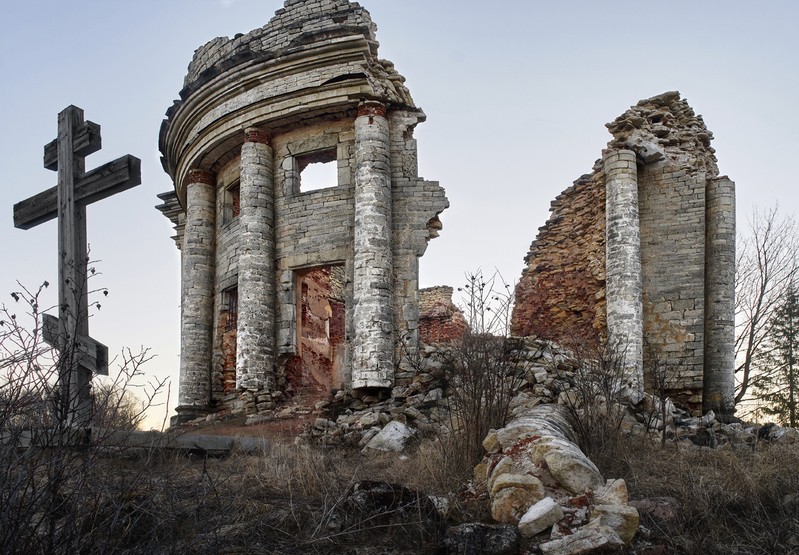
13, 105, 141, 429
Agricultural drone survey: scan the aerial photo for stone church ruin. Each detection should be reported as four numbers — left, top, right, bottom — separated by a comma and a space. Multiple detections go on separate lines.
157, 0, 448, 423
156, 0, 736, 423
511, 92, 736, 416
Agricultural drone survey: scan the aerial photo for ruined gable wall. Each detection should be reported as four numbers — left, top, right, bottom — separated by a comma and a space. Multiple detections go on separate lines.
510, 174, 606, 347
418, 286, 467, 344
512, 92, 730, 412
609, 92, 720, 408
390, 111, 450, 352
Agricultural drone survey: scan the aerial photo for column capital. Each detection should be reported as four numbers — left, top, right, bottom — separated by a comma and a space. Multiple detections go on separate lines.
357, 101, 387, 118
186, 168, 216, 186
244, 127, 272, 145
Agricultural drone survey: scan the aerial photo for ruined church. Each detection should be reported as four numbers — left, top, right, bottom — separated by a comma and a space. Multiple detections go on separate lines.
157, 0, 736, 422
157, 0, 447, 423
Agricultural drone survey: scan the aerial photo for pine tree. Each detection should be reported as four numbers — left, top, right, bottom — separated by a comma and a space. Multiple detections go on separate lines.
752, 282, 799, 426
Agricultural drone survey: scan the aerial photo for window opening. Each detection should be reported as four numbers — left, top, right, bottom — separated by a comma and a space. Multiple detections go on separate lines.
223, 287, 238, 331
297, 149, 337, 192
223, 180, 240, 224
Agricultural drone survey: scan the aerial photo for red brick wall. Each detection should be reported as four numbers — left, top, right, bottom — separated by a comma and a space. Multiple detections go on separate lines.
511, 174, 606, 348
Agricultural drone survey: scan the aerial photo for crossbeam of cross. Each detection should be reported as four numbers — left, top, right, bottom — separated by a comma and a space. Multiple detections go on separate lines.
13, 105, 141, 428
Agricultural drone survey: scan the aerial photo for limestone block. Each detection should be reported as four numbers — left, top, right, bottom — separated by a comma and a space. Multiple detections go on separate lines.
490, 473, 545, 498
358, 411, 380, 428
487, 456, 517, 492
518, 497, 564, 538
543, 448, 604, 494
594, 479, 629, 506
589, 504, 640, 544
473, 462, 488, 484
491, 486, 543, 525
539, 524, 624, 555
482, 430, 500, 454
363, 420, 415, 452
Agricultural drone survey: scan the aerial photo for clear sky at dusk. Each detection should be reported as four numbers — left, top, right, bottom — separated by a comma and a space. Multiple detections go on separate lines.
2, 1, 797, 427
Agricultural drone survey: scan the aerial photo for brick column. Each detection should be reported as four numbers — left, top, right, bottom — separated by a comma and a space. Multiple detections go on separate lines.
704, 176, 736, 415
604, 149, 643, 388
175, 169, 216, 422
236, 127, 276, 391
352, 101, 393, 389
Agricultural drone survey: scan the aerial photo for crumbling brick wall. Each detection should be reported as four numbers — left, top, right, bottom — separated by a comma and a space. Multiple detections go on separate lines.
418, 286, 467, 344
511, 174, 606, 348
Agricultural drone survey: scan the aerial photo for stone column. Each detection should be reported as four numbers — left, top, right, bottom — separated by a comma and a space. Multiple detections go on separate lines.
704, 176, 736, 415
236, 127, 276, 392
352, 101, 393, 389
604, 149, 644, 388
175, 169, 216, 422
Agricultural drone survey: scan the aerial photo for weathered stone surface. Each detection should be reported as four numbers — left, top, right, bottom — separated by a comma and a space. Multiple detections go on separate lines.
491, 486, 543, 525
539, 524, 625, 555
543, 447, 604, 495
518, 497, 564, 538
363, 420, 415, 452
490, 473, 545, 498
589, 503, 640, 544
594, 479, 629, 506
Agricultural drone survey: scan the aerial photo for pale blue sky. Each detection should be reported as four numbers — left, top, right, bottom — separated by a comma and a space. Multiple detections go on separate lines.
2, 1, 797, 427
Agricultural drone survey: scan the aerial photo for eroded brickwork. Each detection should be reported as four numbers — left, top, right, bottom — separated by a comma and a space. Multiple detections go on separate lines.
512, 92, 735, 414
511, 175, 606, 347
418, 286, 467, 344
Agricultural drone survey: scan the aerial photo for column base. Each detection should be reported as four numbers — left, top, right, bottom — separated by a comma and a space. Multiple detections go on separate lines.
170, 404, 215, 427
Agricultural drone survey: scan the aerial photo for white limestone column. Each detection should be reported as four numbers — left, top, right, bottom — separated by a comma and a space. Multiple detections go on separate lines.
604, 149, 644, 388
352, 101, 393, 389
236, 127, 276, 391
704, 176, 736, 415
176, 169, 216, 421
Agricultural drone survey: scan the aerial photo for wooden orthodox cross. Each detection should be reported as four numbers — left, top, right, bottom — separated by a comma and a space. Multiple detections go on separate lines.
13, 106, 141, 428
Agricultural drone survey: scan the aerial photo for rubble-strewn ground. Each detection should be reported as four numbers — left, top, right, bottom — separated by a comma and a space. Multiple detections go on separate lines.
5, 339, 799, 554
19, 419, 792, 555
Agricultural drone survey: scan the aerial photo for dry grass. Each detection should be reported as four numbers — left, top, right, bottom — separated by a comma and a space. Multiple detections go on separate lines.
595, 434, 799, 555
5, 417, 799, 553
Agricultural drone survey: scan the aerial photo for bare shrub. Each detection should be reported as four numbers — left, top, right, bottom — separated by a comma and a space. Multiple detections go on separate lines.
443, 271, 527, 466
0, 281, 169, 553
558, 339, 633, 477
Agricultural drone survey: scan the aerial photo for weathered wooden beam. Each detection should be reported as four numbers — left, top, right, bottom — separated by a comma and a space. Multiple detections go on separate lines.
43, 120, 102, 170
13, 155, 141, 229
42, 313, 109, 376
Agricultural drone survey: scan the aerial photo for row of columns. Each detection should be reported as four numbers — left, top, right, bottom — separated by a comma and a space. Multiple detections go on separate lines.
603, 149, 736, 415
175, 102, 395, 420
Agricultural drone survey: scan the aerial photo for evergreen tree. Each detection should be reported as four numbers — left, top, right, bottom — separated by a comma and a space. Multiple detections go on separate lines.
752, 282, 799, 426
